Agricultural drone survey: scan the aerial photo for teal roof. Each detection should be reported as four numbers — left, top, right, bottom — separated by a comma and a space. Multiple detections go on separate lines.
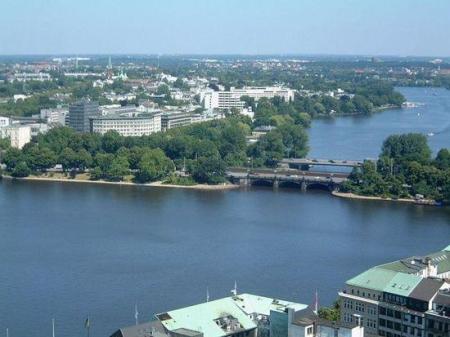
347, 267, 397, 292
156, 294, 307, 337
346, 245, 450, 297
158, 297, 256, 337
383, 273, 422, 296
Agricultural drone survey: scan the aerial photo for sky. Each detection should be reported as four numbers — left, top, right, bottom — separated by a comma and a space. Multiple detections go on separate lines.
0, 0, 449, 56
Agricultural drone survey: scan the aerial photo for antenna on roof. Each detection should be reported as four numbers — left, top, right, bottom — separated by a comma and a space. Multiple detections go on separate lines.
206, 287, 210, 303
231, 281, 237, 296
134, 303, 139, 326
314, 289, 319, 314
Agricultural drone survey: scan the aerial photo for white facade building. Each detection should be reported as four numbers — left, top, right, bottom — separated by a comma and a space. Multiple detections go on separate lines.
0, 125, 32, 149
40, 108, 68, 126
201, 86, 295, 112
90, 114, 161, 137
8, 72, 52, 82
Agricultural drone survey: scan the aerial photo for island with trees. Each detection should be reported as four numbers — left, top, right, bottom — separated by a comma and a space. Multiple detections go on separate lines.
339, 133, 450, 205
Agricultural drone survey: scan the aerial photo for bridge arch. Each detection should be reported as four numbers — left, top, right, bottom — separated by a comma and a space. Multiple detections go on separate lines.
278, 181, 303, 189
250, 179, 274, 187
305, 182, 333, 191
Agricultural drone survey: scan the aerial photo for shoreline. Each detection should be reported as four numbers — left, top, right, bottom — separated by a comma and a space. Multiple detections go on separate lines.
1, 175, 444, 205
331, 191, 441, 206
1, 175, 240, 191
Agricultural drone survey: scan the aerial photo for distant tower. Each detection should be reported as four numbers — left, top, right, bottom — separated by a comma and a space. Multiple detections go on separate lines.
107, 56, 113, 79
75, 56, 79, 70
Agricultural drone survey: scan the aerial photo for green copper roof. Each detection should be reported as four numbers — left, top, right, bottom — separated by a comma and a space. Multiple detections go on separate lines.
158, 297, 256, 337
383, 273, 422, 296
156, 294, 306, 337
346, 245, 450, 298
346, 267, 398, 292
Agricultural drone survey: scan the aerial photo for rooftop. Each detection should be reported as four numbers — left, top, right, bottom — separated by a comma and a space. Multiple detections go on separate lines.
155, 293, 306, 337
346, 245, 450, 300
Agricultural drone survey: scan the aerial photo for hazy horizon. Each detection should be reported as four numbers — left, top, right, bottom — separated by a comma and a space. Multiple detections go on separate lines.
1, 0, 450, 57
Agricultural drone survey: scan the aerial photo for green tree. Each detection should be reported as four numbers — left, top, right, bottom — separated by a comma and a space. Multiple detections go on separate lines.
434, 149, 450, 170
12, 161, 31, 177
25, 145, 57, 171
381, 133, 431, 165
135, 149, 175, 183
191, 156, 226, 184
2, 148, 23, 170
105, 155, 130, 181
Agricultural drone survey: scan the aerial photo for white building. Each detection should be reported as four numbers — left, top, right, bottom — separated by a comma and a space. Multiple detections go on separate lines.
0, 125, 32, 149
201, 86, 295, 112
8, 72, 52, 82
230, 86, 295, 102
89, 114, 161, 137
40, 108, 68, 126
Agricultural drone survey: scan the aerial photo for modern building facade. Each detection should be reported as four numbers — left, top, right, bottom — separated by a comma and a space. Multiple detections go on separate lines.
90, 114, 162, 137
0, 125, 32, 149
161, 112, 194, 130
201, 86, 295, 112
339, 245, 450, 337
68, 100, 100, 133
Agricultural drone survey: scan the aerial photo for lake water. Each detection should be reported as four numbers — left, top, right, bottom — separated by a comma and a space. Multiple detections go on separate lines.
0, 87, 449, 337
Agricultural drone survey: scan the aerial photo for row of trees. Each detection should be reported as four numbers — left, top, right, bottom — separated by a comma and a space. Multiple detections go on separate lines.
342, 134, 450, 202
0, 115, 309, 184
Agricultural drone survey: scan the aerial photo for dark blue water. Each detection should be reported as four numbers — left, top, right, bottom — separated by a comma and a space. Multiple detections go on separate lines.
0, 87, 449, 337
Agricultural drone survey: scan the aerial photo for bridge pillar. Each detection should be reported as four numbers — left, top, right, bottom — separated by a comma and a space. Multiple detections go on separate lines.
300, 181, 307, 192
239, 178, 249, 186
273, 179, 279, 189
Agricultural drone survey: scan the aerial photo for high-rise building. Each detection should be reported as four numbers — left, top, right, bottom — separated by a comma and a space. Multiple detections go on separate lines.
68, 100, 99, 133
339, 245, 450, 337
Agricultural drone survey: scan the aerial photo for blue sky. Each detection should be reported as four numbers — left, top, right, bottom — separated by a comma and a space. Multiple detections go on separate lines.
0, 0, 449, 56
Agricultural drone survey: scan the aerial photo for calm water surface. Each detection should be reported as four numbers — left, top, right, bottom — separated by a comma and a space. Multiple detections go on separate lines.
0, 87, 449, 337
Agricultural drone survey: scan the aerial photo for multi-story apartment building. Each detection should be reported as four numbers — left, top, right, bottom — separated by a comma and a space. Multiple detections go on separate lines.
230, 86, 295, 102
201, 86, 295, 112
425, 289, 449, 337
0, 125, 32, 149
161, 112, 194, 131
90, 114, 161, 137
339, 245, 450, 337
68, 100, 100, 133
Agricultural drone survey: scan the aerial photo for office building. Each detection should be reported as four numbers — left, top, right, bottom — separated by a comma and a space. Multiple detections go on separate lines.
90, 114, 161, 137
68, 100, 100, 133
339, 245, 450, 337
161, 113, 194, 130
201, 86, 295, 112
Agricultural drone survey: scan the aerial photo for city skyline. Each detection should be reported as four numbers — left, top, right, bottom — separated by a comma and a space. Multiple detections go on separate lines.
1, 0, 450, 56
